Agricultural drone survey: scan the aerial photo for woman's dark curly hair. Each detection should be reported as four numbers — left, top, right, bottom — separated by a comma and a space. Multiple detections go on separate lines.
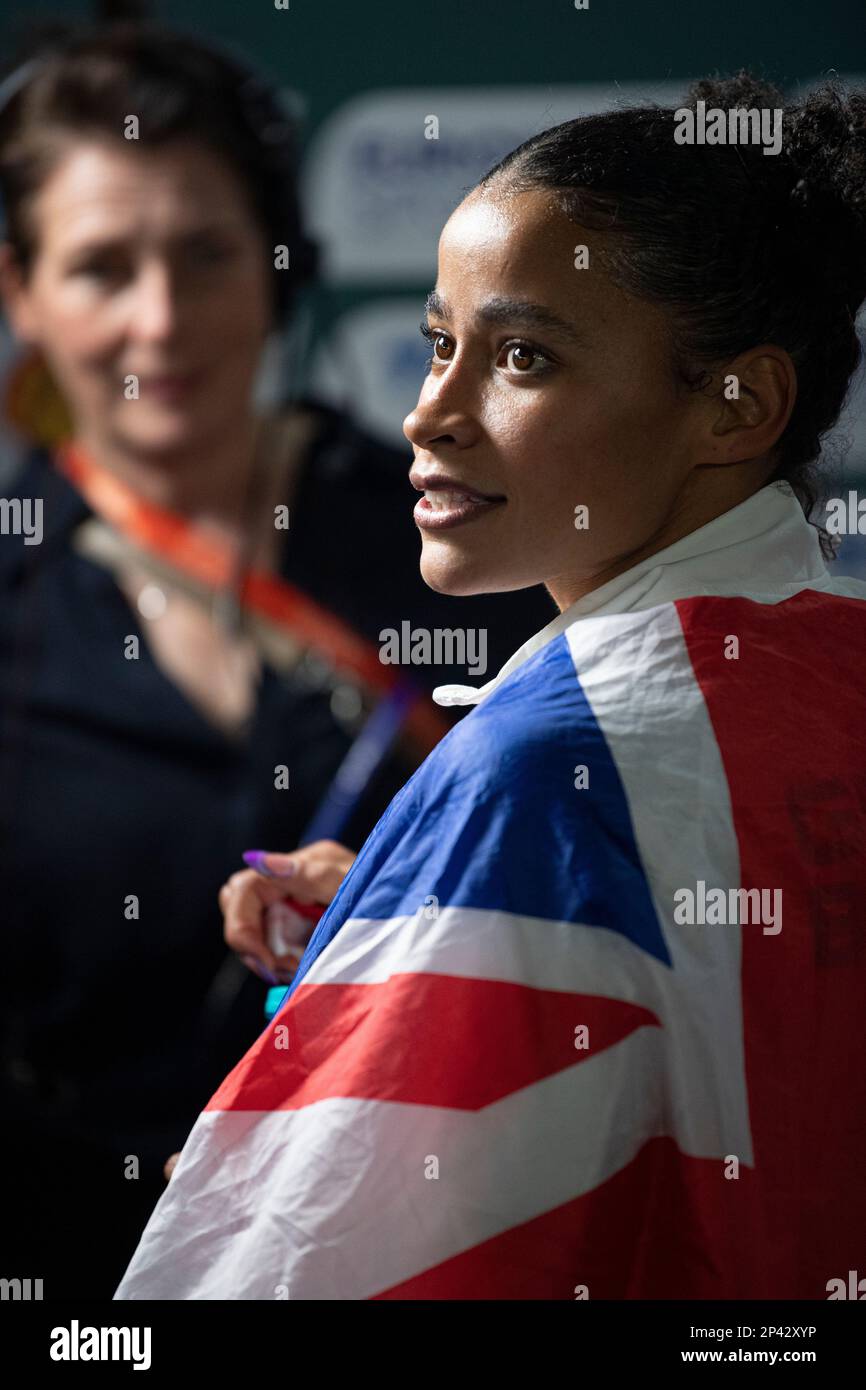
478, 71, 866, 553
0, 12, 319, 326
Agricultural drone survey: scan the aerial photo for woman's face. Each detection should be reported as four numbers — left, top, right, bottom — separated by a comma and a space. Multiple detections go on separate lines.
403, 187, 709, 610
3, 136, 272, 460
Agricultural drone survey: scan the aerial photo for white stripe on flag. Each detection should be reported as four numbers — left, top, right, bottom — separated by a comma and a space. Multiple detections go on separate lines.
117, 1023, 668, 1300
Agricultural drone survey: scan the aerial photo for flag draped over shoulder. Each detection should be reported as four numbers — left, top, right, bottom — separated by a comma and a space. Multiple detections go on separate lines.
115, 577, 866, 1300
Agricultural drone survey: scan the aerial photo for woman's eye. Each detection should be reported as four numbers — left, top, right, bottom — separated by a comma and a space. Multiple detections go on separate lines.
500, 342, 549, 374
188, 239, 236, 265
419, 322, 551, 375
420, 322, 453, 367
72, 260, 125, 283
420, 322, 454, 363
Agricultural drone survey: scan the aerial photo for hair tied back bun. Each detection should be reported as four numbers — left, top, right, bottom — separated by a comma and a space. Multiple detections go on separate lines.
686, 70, 866, 230
786, 82, 866, 225
784, 81, 866, 316
686, 70, 786, 113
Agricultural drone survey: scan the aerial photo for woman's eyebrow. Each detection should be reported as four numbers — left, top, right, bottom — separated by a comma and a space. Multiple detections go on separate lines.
62, 221, 240, 257
424, 290, 587, 346
424, 290, 450, 321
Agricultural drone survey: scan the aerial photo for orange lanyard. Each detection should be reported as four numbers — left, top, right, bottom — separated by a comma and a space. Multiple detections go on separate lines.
55, 441, 448, 754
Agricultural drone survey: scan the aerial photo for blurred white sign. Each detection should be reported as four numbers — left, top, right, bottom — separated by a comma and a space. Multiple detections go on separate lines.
303, 83, 685, 284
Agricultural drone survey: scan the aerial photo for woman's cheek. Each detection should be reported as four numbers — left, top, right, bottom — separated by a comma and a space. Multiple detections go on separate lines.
208, 256, 270, 331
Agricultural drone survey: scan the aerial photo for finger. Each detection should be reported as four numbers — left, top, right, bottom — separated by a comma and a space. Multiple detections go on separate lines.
163, 1152, 181, 1182
228, 921, 279, 979
220, 870, 291, 975
247, 843, 355, 905
219, 868, 297, 917
242, 849, 297, 879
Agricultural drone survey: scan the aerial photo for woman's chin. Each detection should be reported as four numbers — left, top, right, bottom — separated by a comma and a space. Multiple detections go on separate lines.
109, 410, 213, 459
418, 540, 511, 597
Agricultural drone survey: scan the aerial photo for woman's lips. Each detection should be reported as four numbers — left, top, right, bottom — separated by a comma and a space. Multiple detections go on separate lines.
136, 370, 206, 403
414, 488, 506, 531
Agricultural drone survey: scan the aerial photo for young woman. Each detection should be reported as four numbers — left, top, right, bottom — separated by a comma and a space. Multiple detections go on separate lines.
0, 20, 551, 1300
116, 72, 866, 1300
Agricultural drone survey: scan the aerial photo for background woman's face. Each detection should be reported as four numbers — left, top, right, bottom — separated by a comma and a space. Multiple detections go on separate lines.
5, 137, 272, 460
403, 188, 703, 608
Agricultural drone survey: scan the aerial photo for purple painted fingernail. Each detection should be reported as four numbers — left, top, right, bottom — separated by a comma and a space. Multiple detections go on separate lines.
243, 849, 296, 879
242, 850, 271, 875
241, 953, 279, 986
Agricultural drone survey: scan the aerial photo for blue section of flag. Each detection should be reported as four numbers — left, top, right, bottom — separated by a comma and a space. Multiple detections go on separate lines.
285, 634, 670, 1002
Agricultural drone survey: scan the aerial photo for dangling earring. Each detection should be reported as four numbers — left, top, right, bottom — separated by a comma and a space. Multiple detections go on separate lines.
4, 345, 74, 447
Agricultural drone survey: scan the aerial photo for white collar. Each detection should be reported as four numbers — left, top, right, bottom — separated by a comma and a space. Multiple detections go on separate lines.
433, 483, 830, 708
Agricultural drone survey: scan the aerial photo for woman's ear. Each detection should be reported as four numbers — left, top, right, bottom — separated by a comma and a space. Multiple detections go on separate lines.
702, 345, 798, 466
0, 242, 39, 344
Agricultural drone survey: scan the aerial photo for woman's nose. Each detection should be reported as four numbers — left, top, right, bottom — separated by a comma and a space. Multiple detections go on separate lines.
403, 377, 479, 451
130, 262, 179, 341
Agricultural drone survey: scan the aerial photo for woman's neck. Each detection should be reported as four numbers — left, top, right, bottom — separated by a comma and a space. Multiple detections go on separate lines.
73, 417, 260, 536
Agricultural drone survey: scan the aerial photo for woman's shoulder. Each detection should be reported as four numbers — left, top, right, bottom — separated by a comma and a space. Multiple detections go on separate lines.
0, 446, 88, 587
441, 601, 722, 787
1, 444, 54, 497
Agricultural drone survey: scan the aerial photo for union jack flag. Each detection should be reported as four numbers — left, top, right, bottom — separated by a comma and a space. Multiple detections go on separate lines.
115, 586, 866, 1300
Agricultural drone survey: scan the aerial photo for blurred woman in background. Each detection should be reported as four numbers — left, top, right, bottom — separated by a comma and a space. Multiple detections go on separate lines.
0, 17, 552, 1297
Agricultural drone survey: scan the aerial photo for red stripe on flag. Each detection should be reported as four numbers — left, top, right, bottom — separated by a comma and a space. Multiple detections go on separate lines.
372, 1135, 764, 1299
677, 587, 866, 1297
207, 973, 660, 1113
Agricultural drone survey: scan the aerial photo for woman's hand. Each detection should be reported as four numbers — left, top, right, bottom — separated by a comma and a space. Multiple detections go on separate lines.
218, 841, 356, 985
